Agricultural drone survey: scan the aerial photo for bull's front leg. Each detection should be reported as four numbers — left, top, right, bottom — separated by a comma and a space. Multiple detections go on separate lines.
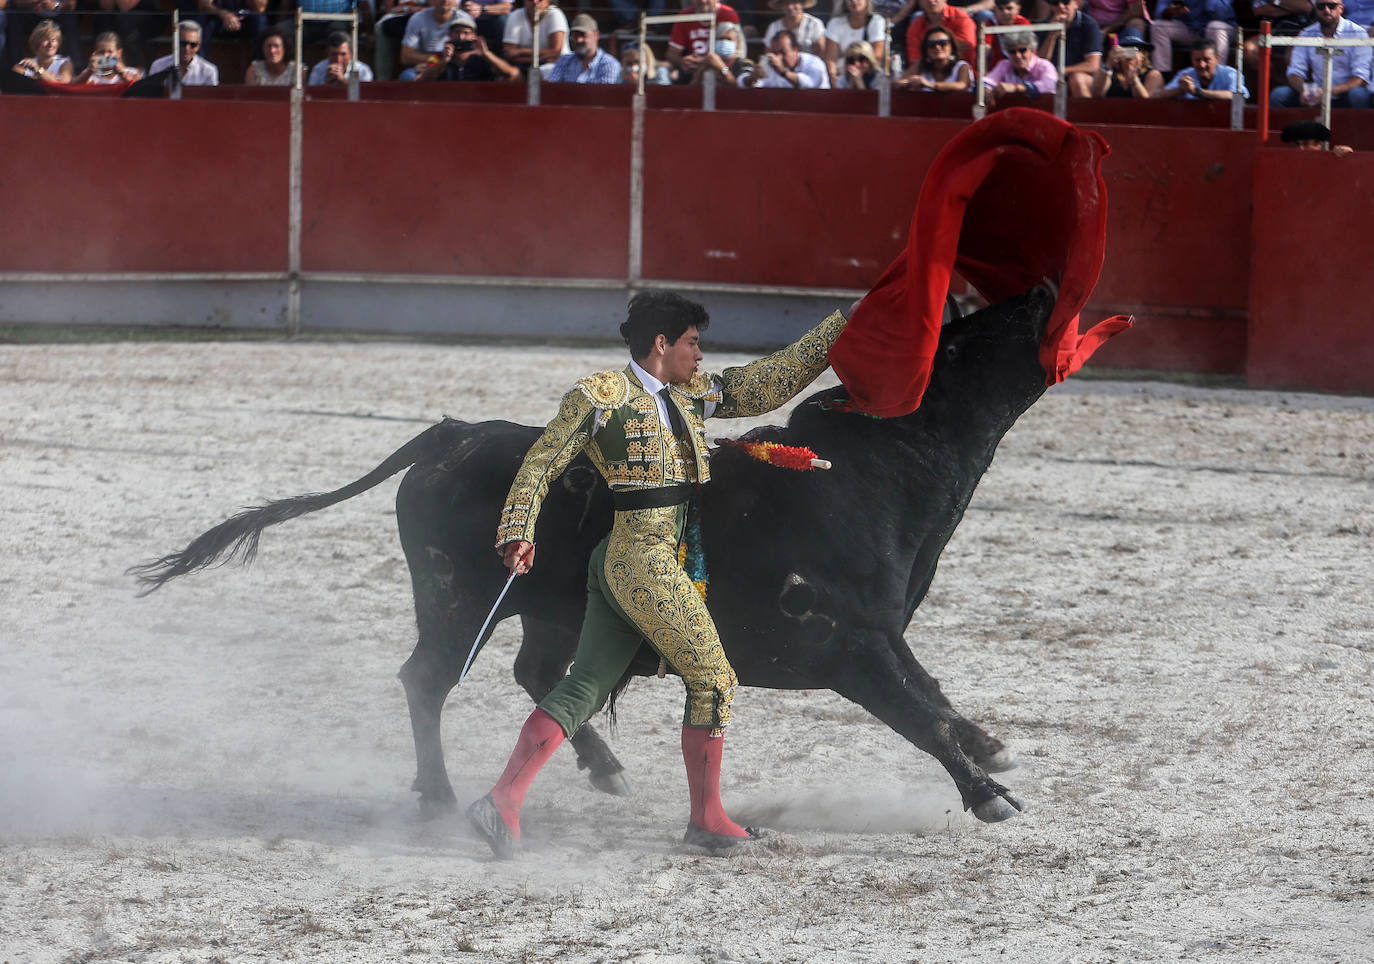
827, 629, 1024, 823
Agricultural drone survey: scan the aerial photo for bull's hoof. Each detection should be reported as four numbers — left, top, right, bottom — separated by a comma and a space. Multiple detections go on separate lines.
415, 787, 458, 821
972, 796, 1022, 823
976, 747, 1017, 774
588, 769, 632, 797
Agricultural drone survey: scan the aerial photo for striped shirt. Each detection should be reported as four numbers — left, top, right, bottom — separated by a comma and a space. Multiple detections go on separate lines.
547, 47, 623, 83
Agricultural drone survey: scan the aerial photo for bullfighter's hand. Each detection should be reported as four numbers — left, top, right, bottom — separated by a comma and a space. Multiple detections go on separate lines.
502, 540, 535, 575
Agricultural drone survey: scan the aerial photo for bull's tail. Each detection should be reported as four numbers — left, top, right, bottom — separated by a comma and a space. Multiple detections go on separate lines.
129, 418, 465, 595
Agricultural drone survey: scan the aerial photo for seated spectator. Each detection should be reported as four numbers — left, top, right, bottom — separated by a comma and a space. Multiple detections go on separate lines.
1093, 26, 1162, 96
73, 30, 143, 83
824, 0, 887, 87
838, 37, 882, 86
691, 20, 751, 83
244, 27, 295, 86
183, 0, 268, 54
765, 0, 827, 57
1156, 38, 1247, 98
6, 0, 81, 67
898, 23, 972, 88
738, 26, 831, 85
150, 21, 219, 85
547, 12, 621, 81
1270, 0, 1371, 108
666, 0, 740, 82
1037, 0, 1100, 98
620, 40, 674, 85
309, 30, 375, 83
1150, 0, 1237, 76
1242, 1, 1312, 78
11, 20, 72, 83
413, 11, 520, 79
904, 0, 977, 67
980, 0, 1030, 71
983, 28, 1057, 101
401, 0, 464, 80
459, 0, 514, 51
93, 0, 166, 70
1282, 118, 1354, 152
502, 0, 570, 72
1082, 0, 1148, 32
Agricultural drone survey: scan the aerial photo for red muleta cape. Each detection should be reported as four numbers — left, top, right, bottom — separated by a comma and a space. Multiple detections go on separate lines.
829, 108, 1133, 418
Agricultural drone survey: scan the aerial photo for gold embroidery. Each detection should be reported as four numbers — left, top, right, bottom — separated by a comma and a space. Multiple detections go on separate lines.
575, 370, 631, 409
496, 388, 597, 546
601, 505, 737, 729
715, 309, 848, 419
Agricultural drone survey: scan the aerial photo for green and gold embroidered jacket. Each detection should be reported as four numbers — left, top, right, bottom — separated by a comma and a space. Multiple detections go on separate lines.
495, 309, 847, 548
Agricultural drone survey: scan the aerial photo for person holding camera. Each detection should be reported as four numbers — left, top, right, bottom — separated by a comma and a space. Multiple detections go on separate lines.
1092, 26, 1163, 97
413, 11, 519, 79
72, 30, 143, 83
1150, 0, 1237, 75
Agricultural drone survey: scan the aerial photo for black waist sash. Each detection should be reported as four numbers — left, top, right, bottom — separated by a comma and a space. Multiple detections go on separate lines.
613, 484, 694, 511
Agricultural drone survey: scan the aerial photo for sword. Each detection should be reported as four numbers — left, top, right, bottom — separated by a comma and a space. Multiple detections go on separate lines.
458, 568, 519, 687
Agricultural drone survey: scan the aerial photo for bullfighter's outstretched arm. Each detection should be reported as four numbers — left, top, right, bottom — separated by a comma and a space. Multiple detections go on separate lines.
495, 387, 599, 548
713, 309, 848, 419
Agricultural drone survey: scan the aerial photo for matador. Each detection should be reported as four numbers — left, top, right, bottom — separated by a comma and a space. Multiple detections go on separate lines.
467, 290, 848, 858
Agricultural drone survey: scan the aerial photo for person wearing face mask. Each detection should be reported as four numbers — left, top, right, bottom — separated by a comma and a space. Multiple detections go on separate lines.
693, 20, 751, 83
547, 12, 622, 81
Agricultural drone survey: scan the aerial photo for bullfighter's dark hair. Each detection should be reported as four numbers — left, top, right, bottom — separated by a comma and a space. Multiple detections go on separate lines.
620, 290, 709, 359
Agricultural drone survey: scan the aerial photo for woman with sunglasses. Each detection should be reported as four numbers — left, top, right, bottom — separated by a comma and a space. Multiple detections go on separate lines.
822, 0, 886, 88
899, 25, 971, 90
982, 28, 1057, 103
837, 38, 880, 87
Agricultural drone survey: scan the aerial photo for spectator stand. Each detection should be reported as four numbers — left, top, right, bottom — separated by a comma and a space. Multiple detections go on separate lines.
1256, 20, 1374, 137
975, 20, 1068, 119
291, 5, 361, 94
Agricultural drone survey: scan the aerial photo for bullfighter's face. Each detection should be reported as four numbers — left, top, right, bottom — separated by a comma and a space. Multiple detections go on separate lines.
659, 326, 703, 384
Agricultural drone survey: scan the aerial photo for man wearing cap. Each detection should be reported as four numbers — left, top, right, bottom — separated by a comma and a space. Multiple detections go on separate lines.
1282, 119, 1356, 152
1037, 0, 1101, 98
413, 11, 521, 80
465, 290, 849, 859
548, 13, 622, 82
1157, 37, 1248, 99
1270, 0, 1372, 108
764, 0, 826, 57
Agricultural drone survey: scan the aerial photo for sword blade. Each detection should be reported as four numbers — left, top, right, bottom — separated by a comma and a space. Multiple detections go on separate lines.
458, 568, 519, 687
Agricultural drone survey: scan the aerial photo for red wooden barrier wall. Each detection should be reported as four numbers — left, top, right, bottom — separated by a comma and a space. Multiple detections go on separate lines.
1248, 148, 1374, 395
2, 94, 1368, 393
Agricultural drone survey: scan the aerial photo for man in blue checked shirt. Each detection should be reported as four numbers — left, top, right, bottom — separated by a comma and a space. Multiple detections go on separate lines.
547, 12, 622, 82
1158, 37, 1249, 99
1271, 0, 1373, 107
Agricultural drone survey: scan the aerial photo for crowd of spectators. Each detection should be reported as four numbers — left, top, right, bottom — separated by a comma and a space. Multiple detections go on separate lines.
3, 0, 1372, 105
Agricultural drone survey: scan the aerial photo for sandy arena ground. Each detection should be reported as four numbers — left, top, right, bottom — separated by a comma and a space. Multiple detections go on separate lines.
1, 335, 1371, 963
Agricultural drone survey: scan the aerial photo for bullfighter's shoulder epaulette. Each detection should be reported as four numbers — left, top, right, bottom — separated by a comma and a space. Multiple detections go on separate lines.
574, 370, 630, 409
673, 372, 720, 401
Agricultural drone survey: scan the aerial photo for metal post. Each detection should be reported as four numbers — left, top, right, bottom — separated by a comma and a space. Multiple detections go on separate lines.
527, 6, 541, 105
703, 65, 716, 110
1231, 29, 1244, 131
878, 20, 892, 117
288, 83, 303, 336
171, 10, 182, 99
629, 89, 645, 286
1258, 21, 1271, 144
1054, 23, 1066, 119
974, 23, 987, 120
1321, 47, 1334, 131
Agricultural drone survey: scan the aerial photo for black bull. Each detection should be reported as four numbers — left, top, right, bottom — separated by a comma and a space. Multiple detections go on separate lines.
133, 286, 1058, 825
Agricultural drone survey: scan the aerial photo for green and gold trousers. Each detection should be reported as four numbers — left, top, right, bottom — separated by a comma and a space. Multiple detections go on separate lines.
538, 501, 736, 738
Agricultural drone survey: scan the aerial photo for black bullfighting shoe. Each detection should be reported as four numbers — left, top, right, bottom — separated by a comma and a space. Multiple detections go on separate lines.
683, 822, 768, 853
467, 794, 518, 860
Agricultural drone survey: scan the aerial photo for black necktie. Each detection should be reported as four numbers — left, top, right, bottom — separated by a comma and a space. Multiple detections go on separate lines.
657, 386, 686, 437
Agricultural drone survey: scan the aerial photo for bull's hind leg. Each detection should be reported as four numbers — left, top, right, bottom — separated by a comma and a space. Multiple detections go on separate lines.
888, 636, 1015, 773
828, 630, 1024, 823
516, 615, 631, 796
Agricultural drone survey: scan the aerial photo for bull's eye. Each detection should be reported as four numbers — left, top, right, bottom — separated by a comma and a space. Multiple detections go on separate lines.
944, 343, 960, 361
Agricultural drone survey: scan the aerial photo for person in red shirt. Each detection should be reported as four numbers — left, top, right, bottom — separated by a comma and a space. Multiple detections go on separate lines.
665, 0, 742, 81
904, 0, 977, 64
